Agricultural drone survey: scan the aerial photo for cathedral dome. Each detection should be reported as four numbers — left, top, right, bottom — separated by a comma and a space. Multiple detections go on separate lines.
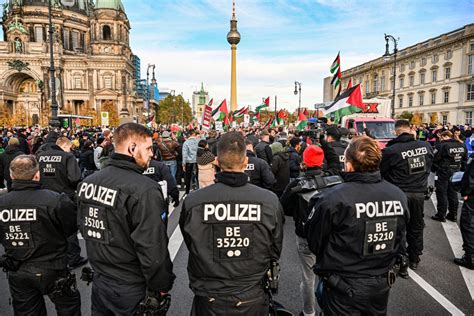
8, 0, 93, 15
95, 0, 125, 12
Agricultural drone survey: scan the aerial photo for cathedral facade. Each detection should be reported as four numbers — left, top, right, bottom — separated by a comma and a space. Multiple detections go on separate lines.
0, 0, 141, 127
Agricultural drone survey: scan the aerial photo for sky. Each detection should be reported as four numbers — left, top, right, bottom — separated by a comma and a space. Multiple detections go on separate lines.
124, 0, 473, 111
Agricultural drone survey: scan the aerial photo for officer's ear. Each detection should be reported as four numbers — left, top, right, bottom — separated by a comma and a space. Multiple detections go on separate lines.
32, 170, 40, 182
345, 161, 355, 172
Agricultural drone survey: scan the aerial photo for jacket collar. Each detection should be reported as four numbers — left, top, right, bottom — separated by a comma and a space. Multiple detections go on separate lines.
12, 179, 41, 191
246, 150, 256, 157
304, 167, 323, 177
216, 172, 248, 187
387, 133, 415, 147
108, 153, 145, 173
343, 171, 382, 183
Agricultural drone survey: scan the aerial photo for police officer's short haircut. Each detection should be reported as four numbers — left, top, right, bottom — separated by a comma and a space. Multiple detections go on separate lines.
218, 132, 246, 169
10, 155, 39, 181
113, 123, 153, 146
395, 120, 411, 130
56, 136, 71, 147
345, 136, 381, 173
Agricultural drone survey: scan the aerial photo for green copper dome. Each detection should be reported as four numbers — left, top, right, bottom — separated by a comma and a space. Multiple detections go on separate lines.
95, 0, 125, 11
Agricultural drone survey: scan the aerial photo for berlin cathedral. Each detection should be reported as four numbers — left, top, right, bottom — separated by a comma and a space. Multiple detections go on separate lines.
0, 0, 141, 126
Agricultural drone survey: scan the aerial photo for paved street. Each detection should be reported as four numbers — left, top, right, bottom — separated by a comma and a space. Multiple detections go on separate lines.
0, 189, 473, 315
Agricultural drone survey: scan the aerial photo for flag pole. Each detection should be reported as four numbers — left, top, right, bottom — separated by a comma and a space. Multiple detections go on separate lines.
274, 95, 277, 120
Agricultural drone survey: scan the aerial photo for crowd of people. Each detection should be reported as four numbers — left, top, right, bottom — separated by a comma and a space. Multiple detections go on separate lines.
0, 120, 473, 316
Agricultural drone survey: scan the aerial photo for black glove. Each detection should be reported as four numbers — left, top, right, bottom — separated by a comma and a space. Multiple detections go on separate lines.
133, 291, 171, 316
172, 198, 180, 208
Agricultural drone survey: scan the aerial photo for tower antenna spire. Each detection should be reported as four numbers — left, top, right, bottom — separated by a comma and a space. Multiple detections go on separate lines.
232, 0, 236, 19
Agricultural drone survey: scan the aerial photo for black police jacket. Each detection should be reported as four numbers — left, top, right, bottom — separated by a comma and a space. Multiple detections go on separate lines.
461, 154, 474, 197
255, 140, 273, 164
329, 140, 348, 169
37, 144, 81, 199
306, 171, 409, 278
432, 139, 467, 175
143, 159, 179, 204
281, 168, 328, 238
76, 154, 175, 292
180, 172, 284, 296
0, 180, 77, 269
0, 145, 23, 189
245, 150, 275, 190
320, 139, 342, 176
380, 133, 434, 193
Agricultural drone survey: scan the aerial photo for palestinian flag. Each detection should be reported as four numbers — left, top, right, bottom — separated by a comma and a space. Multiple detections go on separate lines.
303, 108, 310, 117
233, 106, 248, 118
330, 52, 342, 96
207, 98, 214, 107
255, 97, 270, 112
295, 111, 308, 131
212, 99, 228, 121
346, 78, 353, 90
323, 84, 364, 124
251, 111, 260, 122
262, 117, 273, 129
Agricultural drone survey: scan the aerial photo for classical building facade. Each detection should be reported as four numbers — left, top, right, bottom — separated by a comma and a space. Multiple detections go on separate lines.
192, 82, 209, 120
323, 24, 474, 125
0, 0, 142, 126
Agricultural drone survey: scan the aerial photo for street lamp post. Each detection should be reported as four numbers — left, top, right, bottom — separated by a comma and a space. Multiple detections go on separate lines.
48, 0, 59, 127
383, 34, 399, 119
294, 81, 302, 113
146, 64, 156, 126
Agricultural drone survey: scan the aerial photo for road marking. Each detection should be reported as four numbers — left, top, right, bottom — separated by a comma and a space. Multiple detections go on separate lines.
430, 193, 474, 300
168, 223, 184, 262
409, 270, 465, 315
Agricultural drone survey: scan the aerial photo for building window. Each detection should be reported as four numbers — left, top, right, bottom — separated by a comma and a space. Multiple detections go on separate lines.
399, 78, 404, 88
400, 64, 405, 72
432, 70, 437, 82
34, 26, 43, 43
373, 75, 378, 92
471, 43, 474, 51
408, 95, 413, 107
433, 54, 439, 63
365, 81, 369, 94
63, 28, 70, 50
409, 75, 414, 87
444, 91, 449, 103
442, 115, 448, 125
381, 76, 385, 91
74, 77, 81, 89
466, 111, 473, 125
421, 57, 427, 66
103, 25, 112, 40
419, 94, 424, 106
399, 96, 403, 108
71, 31, 79, 50
420, 73, 425, 84
431, 92, 436, 104
467, 83, 474, 101
410, 61, 415, 69
468, 54, 474, 75
445, 67, 451, 79
104, 76, 112, 89
446, 50, 452, 59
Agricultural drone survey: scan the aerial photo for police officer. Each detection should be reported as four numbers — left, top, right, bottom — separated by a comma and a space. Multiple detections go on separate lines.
454, 152, 474, 269
306, 136, 409, 315
180, 132, 284, 315
254, 130, 273, 164
76, 123, 175, 315
0, 155, 81, 315
245, 138, 275, 190
281, 145, 341, 316
432, 130, 467, 222
380, 120, 434, 271
325, 126, 348, 172
36, 136, 86, 269
143, 158, 180, 208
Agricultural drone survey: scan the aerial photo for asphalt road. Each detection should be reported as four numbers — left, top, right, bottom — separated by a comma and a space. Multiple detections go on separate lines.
1, 188, 473, 315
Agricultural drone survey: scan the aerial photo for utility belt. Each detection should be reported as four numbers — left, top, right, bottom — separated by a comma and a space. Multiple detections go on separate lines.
49, 271, 78, 299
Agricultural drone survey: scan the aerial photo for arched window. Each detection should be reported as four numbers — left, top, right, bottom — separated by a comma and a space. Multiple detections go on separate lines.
102, 25, 111, 40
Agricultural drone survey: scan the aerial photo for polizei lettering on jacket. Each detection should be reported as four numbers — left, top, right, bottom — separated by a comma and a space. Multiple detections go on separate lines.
143, 167, 155, 175
38, 156, 62, 163
78, 182, 117, 207
0, 208, 37, 222
400, 147, 428, 159
449, 147, 464, 154
355, 201, 404, 219
204, 203, 261, 222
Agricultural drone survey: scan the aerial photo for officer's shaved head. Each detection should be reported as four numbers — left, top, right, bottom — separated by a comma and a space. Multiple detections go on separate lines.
345, 136, 381, 173
10, 155, 39, 181
217, 132, 247, 171
114, 123, 152, 147
394, 120, 411, 135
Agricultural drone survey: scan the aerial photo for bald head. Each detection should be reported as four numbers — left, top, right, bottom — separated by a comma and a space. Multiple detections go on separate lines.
10, 155, 40, 181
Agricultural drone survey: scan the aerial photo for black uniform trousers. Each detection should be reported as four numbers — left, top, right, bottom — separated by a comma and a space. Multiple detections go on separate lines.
8, 265, 81, 316
405, 192, 426, 261
461, 196, 474, 255
184, 163, 198, 194
191, 286, 269, 316
91, 273, 145, 316
322, 276, 390, 316
435, 171, 459, 218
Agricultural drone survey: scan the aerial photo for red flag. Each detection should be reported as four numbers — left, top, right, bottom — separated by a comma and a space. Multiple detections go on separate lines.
256, 112, 261, 120
347, 78, 353, 90
277, 110, 287, 120
303, 108, 309, 117
346, 84, 364, 110
264, 97, 270, 106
